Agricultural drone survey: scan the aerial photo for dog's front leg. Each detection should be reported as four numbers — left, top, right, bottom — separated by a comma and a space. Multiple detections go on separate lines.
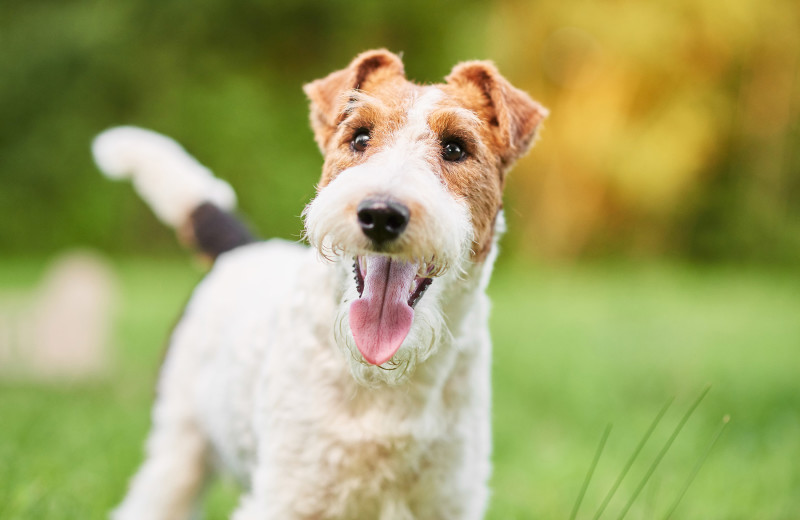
230, 495, 302, 520
230, 495, 266, 520
111, 395, 210, 520
112, 333, 211, 520
111, 412, 209, 520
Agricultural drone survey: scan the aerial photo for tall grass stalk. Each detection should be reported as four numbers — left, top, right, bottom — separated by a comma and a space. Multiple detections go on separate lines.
615, 385, 712, 520
661, 414, 730, 519
570, 424, 612, 520
592, 398, 674, 520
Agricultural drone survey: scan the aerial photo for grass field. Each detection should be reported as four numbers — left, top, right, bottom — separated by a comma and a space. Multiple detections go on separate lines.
1, 257, 798, 519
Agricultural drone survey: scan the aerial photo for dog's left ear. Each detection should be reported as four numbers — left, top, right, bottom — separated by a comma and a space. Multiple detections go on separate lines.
304, 49, 405, 153
446, 61, 548, 168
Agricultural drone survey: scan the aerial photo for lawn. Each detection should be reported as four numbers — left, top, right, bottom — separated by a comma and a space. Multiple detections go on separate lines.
1, 257, 798, 519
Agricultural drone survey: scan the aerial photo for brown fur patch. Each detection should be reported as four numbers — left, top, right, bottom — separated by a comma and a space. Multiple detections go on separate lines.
318, 85, 415, 188
304, 50, 405, 153
440, 61, 548, 258
445, 61, 549, 169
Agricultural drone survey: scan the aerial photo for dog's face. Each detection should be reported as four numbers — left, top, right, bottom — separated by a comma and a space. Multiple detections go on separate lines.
303, 50, 546, 384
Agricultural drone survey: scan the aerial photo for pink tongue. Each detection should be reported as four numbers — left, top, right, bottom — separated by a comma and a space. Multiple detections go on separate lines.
349, 257, 416, 365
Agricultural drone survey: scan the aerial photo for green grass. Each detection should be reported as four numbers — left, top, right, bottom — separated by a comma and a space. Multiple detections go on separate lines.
1, 258, 799, 519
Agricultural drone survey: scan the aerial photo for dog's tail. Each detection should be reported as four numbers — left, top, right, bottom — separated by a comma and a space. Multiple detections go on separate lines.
92, 126, 254, 260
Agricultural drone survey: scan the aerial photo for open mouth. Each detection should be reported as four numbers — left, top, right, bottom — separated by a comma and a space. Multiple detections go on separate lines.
348, 256, 434, 366
353, 257, 433, 308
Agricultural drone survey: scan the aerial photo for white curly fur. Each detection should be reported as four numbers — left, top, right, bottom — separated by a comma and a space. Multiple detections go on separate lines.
108, 91, 505, 519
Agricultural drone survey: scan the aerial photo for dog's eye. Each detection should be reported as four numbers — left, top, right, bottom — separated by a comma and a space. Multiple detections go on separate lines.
442, 140, 466, 162
351, 130, 371, 152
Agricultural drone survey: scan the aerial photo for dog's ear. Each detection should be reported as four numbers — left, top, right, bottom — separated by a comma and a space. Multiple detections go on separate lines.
446, 61, 548, 168
304, 49, 405, 153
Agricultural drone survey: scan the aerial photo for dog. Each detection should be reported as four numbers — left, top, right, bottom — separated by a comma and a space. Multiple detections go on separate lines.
93, 49, 547, 520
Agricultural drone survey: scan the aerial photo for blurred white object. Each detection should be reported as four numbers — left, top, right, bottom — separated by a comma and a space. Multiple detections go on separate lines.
0, 250, 118, 379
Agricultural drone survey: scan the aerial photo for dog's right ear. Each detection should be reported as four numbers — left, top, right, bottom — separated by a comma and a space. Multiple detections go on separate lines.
304, 49, 405, 153
446, 61, 548, 170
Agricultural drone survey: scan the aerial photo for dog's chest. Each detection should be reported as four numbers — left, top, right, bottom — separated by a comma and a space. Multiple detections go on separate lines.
317, 432, 458, 517
260, 384, 470, 519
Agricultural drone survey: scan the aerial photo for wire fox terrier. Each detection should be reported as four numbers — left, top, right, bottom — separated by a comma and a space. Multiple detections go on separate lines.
93, 49, 547, 520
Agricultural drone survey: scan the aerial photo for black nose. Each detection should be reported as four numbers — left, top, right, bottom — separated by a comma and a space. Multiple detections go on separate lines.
357, 198, 410, 245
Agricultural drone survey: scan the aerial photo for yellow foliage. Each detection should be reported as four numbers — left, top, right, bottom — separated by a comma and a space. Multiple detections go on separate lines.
487, 0, 800, 258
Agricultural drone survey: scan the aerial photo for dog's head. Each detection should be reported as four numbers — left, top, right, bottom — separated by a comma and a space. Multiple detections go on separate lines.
302, 50, 547, 384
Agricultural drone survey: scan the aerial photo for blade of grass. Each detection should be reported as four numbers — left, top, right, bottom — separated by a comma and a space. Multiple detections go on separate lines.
616, 385, 712, 520
570, 423, 612, 520
593, 397, 674, 520
661, 414, 730, 520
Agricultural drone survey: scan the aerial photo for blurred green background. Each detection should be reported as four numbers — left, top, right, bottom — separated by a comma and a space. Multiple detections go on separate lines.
2, 0, 799, 261
1, 0, 799, 518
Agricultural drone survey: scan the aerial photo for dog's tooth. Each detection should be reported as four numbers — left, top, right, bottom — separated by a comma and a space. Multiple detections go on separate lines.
416, 262, 432, 279
417, 263, 428, 278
